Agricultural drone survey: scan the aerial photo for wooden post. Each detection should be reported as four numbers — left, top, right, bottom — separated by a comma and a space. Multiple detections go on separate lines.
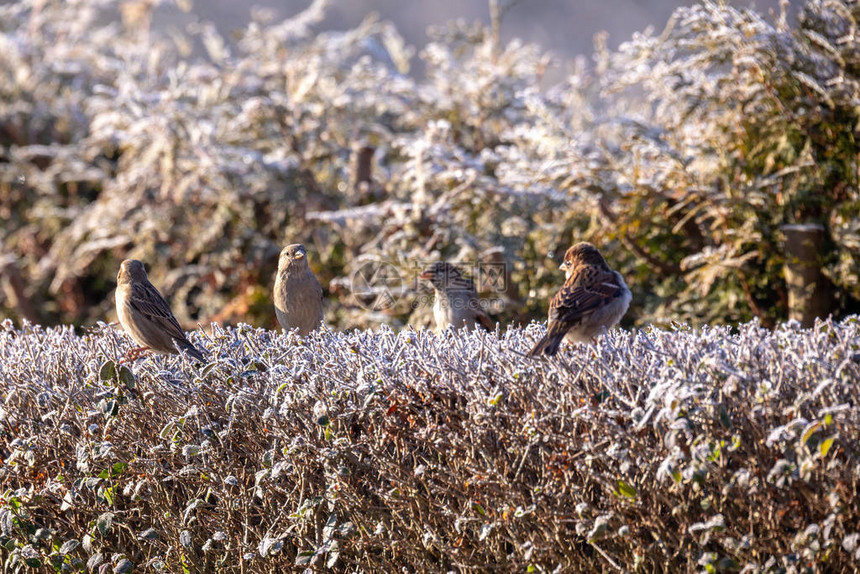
781, 224, 833, 327
351, 144, 375, 194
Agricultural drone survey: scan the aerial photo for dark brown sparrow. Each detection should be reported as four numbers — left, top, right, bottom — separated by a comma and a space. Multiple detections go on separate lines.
529, 242, 631, 357
274, 243, 324, 336
115, 259, 205, 362
420, 262, 494, 332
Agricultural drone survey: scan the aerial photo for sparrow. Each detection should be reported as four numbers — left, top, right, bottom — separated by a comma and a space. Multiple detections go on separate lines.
274, 243, 324, 336
528, 242, 631, 357
419, 262, 495, 332
115, 259, 205, 362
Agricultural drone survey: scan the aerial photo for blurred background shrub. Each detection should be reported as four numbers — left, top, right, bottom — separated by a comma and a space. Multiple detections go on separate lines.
0, 0, 858, 331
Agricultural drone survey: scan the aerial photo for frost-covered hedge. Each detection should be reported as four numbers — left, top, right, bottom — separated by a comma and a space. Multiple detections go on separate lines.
2, 0, 859, 331
0, 318, 859, 572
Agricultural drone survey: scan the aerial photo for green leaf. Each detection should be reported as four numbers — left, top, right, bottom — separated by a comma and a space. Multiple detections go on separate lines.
819, 436, 835, 457
118, 366, 135, 389
616, 480, 637, 500
336, 522, 355, 537
181, 553, 191, 574
322, 513, 337, 540
159, 421, 178, 441
59, 539, 79, 555
295, 550, 314, 565
96, 462, 128, 480
86, 553, 103, 571
101, 399, 118, 418
801, 422, 821, 445
96, 512, 113, 536
729, 435, 741, 451
718, 404, 731, 429
98, 360, 116, 382
326, 541, 340, 568
138, 528, 159, 541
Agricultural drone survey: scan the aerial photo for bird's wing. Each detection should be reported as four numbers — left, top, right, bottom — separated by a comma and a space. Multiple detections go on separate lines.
548, 267, 624, 326
128, 281, 189, 342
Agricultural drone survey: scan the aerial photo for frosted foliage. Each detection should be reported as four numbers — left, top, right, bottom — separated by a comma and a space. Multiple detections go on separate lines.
0, 317, 858, 569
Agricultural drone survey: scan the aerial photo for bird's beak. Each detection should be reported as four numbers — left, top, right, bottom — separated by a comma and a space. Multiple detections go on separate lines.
295, 251, 305, 259
559, 261, 569, 271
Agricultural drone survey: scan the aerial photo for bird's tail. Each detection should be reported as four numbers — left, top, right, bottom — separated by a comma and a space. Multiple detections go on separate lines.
527, 325, 566, 357
476, 311, 496, 332
179, 340, 206, 363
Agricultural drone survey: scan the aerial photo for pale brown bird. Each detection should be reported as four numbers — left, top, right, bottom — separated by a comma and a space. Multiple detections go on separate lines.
420, 262, 495, 332
274, 243, 324, 336
115, 259, 205, 362
528, 242, 631, 357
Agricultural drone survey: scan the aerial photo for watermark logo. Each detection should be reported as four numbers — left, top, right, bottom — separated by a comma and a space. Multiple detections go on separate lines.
349, 257, 404, 311
477, 261, 507, 293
